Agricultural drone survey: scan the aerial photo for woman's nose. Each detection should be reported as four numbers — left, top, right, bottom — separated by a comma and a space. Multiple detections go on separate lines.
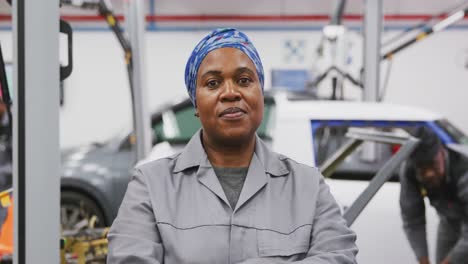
220, 81, 241, 102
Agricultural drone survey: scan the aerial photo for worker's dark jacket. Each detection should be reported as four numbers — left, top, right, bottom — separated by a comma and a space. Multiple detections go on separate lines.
399, 149, 468, 262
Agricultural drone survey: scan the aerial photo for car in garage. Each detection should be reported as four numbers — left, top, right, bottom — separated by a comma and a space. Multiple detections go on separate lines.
60, 91, 468, 263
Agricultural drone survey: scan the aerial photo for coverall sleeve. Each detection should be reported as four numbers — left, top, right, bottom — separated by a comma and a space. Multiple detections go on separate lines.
447, 172, 468, 263
107, 169, 163, 264
238, 174, 358, 264
295, 175, 358, 263
399, 163, 428, 260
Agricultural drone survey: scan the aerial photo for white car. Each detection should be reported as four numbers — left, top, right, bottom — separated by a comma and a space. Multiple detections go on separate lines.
145, 91, 468, 263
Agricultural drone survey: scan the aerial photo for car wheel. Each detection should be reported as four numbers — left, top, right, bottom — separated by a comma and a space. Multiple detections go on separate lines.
61, 191, 106, 230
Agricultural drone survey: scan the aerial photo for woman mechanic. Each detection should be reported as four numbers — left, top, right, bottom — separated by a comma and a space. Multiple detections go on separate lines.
107, 28, 358, 264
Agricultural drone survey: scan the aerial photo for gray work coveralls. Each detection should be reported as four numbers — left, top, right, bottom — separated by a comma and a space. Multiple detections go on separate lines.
107, 131, 358, 263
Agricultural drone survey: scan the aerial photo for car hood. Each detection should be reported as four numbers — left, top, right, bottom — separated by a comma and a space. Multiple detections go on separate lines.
61, 144, 115, 179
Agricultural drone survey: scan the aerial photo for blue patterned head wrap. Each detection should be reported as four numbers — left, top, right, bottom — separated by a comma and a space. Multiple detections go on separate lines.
185, 28, 264, 106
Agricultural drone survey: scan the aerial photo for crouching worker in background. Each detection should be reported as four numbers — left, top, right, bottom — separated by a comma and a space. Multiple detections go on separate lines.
400, 127, 468, 264
107, 28, 358, 264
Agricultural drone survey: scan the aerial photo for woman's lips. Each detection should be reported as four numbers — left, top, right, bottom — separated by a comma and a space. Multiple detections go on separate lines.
219, 107, 246, 119
221, 111, 245, 119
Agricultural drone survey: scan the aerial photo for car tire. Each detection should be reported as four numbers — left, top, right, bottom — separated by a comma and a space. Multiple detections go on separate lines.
60, 191, 107, 230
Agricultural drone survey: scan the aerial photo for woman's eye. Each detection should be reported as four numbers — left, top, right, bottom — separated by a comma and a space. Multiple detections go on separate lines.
207, 80, 220, 88
238, 78, 251, 86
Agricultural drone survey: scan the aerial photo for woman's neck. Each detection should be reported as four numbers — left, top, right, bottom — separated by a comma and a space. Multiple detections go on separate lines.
202, 131, 256, 168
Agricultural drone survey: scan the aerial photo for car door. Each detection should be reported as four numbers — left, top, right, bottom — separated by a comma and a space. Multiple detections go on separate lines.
311, 120, 439, 264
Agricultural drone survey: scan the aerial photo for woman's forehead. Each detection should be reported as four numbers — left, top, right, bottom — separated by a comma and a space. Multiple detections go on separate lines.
198, 48, 256, 74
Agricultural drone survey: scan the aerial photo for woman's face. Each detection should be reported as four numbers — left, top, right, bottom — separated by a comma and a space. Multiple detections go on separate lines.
195, 47, 264, 144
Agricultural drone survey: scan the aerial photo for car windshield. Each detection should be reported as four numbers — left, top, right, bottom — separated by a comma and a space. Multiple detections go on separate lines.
436, 118, 468, 145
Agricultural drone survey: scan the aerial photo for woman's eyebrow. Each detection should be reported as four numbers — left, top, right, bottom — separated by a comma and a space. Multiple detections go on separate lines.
234, 67, 255, 76
200, 70, 222, 80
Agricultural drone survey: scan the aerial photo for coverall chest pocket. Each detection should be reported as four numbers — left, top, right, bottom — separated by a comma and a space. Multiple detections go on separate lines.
257, 224, 311, 257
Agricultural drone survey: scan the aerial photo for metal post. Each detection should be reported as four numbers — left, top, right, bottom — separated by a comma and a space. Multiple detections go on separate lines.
126, 0, 151, 161
13, 0, 60, 263
362, 0, 382, 162
363, 0, 382, 101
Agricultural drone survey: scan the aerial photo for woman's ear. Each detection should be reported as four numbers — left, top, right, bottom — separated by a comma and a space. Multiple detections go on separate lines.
194, 108, 199, 117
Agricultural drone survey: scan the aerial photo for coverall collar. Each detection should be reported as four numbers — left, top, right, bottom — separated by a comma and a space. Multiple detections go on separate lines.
173, 130, 289, 210
173, 129, 289, 177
